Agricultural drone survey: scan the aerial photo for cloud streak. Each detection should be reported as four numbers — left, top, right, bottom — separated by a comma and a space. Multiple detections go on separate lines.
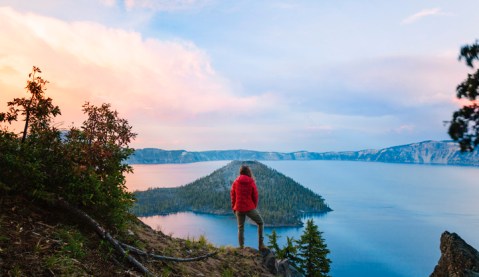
401, 8, 447, 25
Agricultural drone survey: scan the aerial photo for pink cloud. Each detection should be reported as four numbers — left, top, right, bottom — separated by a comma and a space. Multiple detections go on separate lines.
0, 7, 271, 147
123, 0, 211, 12
451, 98, 479, 107
332, 54, 467, 109
99, 0, 117, 7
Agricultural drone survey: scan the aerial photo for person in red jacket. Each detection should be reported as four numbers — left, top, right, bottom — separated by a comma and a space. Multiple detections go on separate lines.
230, 164, 266, 250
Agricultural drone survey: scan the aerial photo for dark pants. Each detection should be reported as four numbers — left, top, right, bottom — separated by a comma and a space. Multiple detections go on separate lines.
235, 209, 264, 248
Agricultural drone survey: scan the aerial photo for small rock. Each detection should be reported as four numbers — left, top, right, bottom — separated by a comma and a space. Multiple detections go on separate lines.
277, 259, 290, 276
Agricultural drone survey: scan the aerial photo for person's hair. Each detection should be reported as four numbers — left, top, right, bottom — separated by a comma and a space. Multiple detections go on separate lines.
239, 165, 253, 178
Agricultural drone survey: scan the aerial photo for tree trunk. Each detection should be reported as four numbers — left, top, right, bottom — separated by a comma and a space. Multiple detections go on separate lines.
56, 198, 153, 276
56, 198, 217, 276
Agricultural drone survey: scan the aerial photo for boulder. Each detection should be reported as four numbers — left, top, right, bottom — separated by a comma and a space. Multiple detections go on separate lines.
262, 249, 278, 275
277, 259, 290, 276
277, 258, 303, 277
430, 231, 479, 277
261, 249, 303, 277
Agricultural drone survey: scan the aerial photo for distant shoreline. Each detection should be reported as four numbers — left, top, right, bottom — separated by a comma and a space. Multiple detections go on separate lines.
127, 140, 479, 167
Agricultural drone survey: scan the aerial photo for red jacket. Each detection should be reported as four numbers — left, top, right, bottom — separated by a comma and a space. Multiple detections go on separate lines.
230, 174, 258, 212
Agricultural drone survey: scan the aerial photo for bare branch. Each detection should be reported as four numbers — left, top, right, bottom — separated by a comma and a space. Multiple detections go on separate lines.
56, 198, 154, 276
118, 242, 217, 262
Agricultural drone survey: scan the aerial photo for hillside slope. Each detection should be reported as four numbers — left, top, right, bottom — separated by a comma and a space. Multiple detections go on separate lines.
0, 193, 273, 276
127, 140, 479, 166
132, 160, 331, 226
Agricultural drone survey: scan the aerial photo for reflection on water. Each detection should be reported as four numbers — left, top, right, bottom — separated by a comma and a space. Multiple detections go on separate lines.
125, 161, 229, 191
128, 160, 479, 277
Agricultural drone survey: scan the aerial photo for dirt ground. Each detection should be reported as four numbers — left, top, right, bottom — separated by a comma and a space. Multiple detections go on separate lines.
0, 193, 274, 276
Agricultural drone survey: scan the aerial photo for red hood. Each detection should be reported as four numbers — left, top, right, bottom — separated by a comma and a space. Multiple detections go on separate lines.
236, 174, 254, 184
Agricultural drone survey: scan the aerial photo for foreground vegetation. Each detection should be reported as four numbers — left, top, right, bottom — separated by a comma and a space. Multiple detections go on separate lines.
132, 160, 332, 226
0, 192, 273, 276
0, 67, 136, 229
268, 219, 331, 277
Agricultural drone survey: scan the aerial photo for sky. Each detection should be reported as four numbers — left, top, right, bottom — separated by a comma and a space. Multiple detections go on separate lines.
0, 0, 478, 152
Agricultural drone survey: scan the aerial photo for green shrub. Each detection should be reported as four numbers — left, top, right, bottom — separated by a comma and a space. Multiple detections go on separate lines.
0, 67, 136, 230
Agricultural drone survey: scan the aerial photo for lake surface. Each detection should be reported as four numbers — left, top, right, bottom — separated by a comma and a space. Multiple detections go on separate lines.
126, 161, 479, 277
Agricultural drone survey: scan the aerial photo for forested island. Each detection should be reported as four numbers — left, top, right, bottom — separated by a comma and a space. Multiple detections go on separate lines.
132, 160, 332, 226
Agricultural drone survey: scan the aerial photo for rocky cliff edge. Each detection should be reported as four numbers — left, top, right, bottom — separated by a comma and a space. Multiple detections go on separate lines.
430, 231, 479, 277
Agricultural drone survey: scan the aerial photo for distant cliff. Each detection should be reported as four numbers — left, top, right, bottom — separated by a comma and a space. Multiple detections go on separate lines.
127, 141, 479, 166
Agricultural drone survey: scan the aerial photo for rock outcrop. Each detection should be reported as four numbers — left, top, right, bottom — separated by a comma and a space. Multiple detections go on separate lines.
261, 249, 303, 277
430, 231, 479, 277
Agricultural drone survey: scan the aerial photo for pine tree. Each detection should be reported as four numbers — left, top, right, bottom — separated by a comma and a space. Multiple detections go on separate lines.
296, 219, 331, 277
283, 236, 299, 270
267, 229, 282, 255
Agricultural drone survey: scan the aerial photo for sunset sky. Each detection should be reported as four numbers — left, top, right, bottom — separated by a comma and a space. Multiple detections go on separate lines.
0, 1, 478, 152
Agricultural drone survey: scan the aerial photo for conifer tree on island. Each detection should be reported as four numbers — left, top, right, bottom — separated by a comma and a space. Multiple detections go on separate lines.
296, 219, 331, 277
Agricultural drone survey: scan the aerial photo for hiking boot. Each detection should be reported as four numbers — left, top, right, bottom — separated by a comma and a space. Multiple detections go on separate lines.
258, 242, 268, 252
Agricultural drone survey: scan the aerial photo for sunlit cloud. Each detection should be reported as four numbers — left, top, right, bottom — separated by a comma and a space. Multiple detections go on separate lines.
452, 98, 479, 107
305, 54, 466, 116
99, 0, 117, 7
122, 0, 212, 12
401, 8, 449, 25
0, 6, 275, 148
351, 56, 460, 107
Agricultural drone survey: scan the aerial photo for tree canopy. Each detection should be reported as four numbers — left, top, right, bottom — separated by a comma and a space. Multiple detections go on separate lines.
448, 40, 479, 151
0, 67, 136, 229
296, 219, 331, 277
267, 220, 330, 276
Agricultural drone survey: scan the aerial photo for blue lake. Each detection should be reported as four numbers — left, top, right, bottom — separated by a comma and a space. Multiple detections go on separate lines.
126, 160, 479, 277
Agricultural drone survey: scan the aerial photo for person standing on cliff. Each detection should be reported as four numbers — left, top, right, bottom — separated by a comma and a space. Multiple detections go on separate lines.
230, 164, 266, 251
